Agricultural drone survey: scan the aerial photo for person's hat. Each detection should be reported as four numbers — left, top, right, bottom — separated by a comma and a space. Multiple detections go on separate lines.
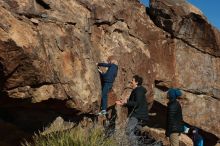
167, 88, 182, 100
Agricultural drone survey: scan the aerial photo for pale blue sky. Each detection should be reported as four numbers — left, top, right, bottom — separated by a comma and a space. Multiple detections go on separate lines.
140, 0, 220, 30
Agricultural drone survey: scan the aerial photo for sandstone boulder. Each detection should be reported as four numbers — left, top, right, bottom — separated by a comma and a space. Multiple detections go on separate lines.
0, 0, 219, 143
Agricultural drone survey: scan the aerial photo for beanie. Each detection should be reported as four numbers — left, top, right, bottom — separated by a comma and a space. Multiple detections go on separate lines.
167, 88, 182, 100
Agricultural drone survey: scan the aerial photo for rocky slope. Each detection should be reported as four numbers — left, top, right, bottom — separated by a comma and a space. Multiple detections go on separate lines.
0, 0, 219, 145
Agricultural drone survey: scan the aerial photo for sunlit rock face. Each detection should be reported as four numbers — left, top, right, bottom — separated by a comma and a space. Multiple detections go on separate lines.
149, 0, 220, 138
0, 0, 101, 112
0, 0, 219, 140
149, 0, 220, 56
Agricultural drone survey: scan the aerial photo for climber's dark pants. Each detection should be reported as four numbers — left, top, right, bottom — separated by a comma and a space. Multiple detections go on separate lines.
101, 82, 113, 111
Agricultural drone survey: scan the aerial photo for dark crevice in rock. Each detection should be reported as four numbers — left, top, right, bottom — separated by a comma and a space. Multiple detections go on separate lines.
19, 13, 77, 27
35, 0, 51, 10
65, 22, 76, 26
182, 89, 220, 101
114, 17, 125, 22
145, 7, 150, 16
154, 80, 169, 92
18, 12, 48, 19
149, 101, 219, 146
147, 3, 177, 33
186, 13, 206, 24
182, 89, 207, 95
113, 29, 123, 33
0, 96, 97, 146
154, 79, 219, 100
147, 101, 167, 129
94, 20, 112, 27
93, 19, 123, 27
209, 95, 220, 100
176, 37, 220, 58
154, 81, 219, 100
44, 20, 77, 26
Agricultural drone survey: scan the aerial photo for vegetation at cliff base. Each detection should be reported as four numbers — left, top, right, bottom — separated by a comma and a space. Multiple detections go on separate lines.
21, 126, 117, 146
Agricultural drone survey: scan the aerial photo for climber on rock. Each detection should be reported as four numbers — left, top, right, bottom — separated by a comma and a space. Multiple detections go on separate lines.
96, 57, 118, 116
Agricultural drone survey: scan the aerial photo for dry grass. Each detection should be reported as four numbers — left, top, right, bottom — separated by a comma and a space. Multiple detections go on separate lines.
21, 125, 118, 146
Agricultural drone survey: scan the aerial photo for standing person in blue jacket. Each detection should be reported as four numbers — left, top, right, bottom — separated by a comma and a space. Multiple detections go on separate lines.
166, 88, 184, 146
96, 57, 118, 115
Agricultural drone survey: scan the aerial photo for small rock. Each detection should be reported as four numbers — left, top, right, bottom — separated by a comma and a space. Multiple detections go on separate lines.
41, 116, 75, 135
41, 14, 48, 18
30, 18, 39, 24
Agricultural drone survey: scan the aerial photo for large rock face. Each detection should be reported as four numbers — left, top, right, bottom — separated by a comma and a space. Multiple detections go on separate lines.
149, 0, 220, 138
0, 0, 219, 142
0, 0, 101, 112
149, 0, 220, 56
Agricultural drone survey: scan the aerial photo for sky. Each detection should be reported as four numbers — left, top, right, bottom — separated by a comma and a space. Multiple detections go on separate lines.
140, 0, 220, 30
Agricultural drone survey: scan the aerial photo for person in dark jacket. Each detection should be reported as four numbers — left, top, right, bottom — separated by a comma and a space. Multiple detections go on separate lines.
166, 88, 184, 146
116, 75, 148, 146
189, 127, 204, 146
97, 58, 118, 115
